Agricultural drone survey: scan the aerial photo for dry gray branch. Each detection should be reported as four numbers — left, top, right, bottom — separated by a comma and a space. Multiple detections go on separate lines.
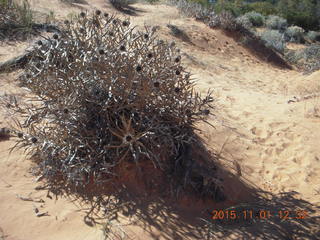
2, 10, 222, 201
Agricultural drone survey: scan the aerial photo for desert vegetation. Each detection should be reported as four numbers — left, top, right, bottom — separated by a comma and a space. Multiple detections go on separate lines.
0, 1, 320, 239
168, 0, 320, 72
0, 0, 34, 39
212, 0, 320, 31
1, 10, 224, 200
0, 0, 60, 40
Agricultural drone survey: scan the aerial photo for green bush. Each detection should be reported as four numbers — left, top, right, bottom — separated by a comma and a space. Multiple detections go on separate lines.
260, 29, 286, 53
213, 0, 250, 16
285, 26, 305, 43
285, 44, 320, 72
303, 45, 320, 60
243, 11, 265, 27
209, 0, 320, 31
217, 10, 238, 31
187, 0, 211, 8
174, 0, 214, 21
307, 31, 320, 42
266, 15, 287, 31
302, 45, 320, 72
285, 12, 319, 32
236, 15, 253, 30
277, 0, 320, 31
248, 1, 277, 16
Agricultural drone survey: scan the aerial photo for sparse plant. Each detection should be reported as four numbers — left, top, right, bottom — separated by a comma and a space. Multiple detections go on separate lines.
1, 11, 222, 200
285, 26, 305, 43
45, 11, 56, 24
284, 49, 301, 64
216, 10, 237, 31
102, 221, 134, 240
301, 45, 320, 72
307, 31, 320, 42
174, 0, 214, 22
66, 12, 79, 22
235, 15, 253, 30
243, 11, 265, 27
207, 13, 221, 28
260, 29, 286, 53
266, 15, 287, 31
0, 0, 35, 39
285, 44, 320, 72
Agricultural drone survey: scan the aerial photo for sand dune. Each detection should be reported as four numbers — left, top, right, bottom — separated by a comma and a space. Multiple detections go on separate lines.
0, 1, 319, 239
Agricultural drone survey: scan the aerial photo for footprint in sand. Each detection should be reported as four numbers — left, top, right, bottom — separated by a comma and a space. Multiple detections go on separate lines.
243, 111, 252, 117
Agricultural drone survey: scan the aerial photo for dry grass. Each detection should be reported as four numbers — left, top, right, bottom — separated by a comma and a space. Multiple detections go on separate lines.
102, 221, 135, 240
0, 0, 35, 40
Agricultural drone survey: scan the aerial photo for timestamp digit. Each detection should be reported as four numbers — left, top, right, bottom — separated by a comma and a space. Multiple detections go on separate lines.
243, 210, 253, 219
249, 210, 253, 219
296, 210, 308, 219
225, 210, 229, 219
279, 210, 290, 220
230, 210, 236, 220
212, 210, 218, 220
260, 210, 267, 219
218, 210, 224, 219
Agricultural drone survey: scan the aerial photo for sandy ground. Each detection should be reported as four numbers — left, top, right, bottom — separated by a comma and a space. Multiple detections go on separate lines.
0, 1, 320, 239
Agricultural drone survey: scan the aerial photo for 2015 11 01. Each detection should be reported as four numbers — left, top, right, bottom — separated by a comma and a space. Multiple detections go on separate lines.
211, 210, 262, 220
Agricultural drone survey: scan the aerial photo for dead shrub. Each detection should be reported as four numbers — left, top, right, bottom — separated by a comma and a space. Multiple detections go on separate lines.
1, 11, 223, 200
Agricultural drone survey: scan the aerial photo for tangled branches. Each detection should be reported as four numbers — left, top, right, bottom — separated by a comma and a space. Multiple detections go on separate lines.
2, 11, 220, 199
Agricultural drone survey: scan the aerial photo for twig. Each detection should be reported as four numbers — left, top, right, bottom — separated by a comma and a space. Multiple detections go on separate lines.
0, 177, 12, 188
287, 93, 320, 104
36, 211, 49, 217
16, 194, 45, 203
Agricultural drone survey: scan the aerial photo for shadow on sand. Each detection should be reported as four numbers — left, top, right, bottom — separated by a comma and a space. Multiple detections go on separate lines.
110, 3, 146, 16
40, 147, 320, 240
223, 29, 293, 71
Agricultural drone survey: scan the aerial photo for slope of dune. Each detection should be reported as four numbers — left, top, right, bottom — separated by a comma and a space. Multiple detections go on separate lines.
0, 1, 319, 239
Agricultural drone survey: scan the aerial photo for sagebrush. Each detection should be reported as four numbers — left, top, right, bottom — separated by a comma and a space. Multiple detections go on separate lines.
235, 15, 253, 30
266, 15, 287, 31
243, 11, 264, 27
307, 31, 320, 42
260, 29, 286, 53
170, 0, 214, 22
284, 26, 305, 43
